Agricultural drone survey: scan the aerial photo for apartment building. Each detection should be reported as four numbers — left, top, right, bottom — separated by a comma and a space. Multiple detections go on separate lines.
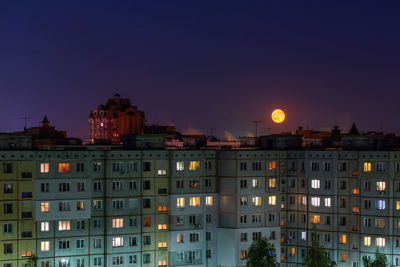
2, 146, 400, 267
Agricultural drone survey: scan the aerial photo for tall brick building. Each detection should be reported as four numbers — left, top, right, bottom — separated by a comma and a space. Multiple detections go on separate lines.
89, 94, 145, 144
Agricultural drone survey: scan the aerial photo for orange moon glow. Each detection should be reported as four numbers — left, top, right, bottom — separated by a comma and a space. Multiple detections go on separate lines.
271, 109, 285, 123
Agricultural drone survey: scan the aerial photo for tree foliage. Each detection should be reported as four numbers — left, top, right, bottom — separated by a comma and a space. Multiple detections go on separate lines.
362, 251, 389, 267
246, 237, 279, 267
23, 255, 38, 267
303, 227, 336, 267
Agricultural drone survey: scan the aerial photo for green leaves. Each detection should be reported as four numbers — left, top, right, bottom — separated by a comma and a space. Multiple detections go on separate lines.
246, 237, 279, 267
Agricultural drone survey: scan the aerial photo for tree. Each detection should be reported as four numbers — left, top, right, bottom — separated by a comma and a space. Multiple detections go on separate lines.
362, 251, 389, 267
303, 227, 336, 267
22, 254, 38, 267
246, 237, 279, 267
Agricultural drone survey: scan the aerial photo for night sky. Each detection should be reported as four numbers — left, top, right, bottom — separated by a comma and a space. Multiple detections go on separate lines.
1, 1, 400, 139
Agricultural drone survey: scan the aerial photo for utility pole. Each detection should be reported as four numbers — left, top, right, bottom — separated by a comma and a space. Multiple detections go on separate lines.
253, 120, 262, 137
20, 116, 33, 131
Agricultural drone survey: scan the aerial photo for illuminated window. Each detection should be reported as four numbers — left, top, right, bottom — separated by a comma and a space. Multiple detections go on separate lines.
143, 217, 151, 226
93, 200, 102, 210
158, 206, 167, 212
301, 232, 306, 240
364, 236, 371, 246
41, 222, 49, 232
58, 221, 70, 231
311, 197, 320, 207
206, 196, 213, 206
58, 163, 70, 173
112, 237, 124, 247
289, 247, 295, 256
112, 218, 123, 228
189, 161, 200, 171
189, 197, 200, 206
311, 215, 320, 224
324, 198, 331, 207
375, 219, 385, 229
376, 181, 386, 191
340, 234, 347, 244
158, 224, 167, 230
352, 170, 359, 176
268, 161, 276, 170
177, 234, 184, 243
352, 188, 359, 195
252, 196, 262, 206
311, 179, 320, 189
21, 251, 32, 257
268, 178, 276, 188
40, 163, 49, 173
240, 250, 247, 260
376, 200, 386, 210
268, 196, 276, 206
77, 201, 85, 211
177, 197, 185, 208
157, 169, 167, 176
340, 253, 346, 262
252, 179, 260, 188
176, 161, 184, 171
376, 237, 385, 247
352, 207, 359, 213
158, 242, 167, 248
397, 201, 400, 211
158, 260, 167, 266
364, 162, 371, 172
41, 202, 50, 212
40, 241, 50, 252
301, 196, 307, 205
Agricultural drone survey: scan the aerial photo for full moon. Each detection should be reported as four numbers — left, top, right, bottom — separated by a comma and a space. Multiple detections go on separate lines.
271, 109, 285, 123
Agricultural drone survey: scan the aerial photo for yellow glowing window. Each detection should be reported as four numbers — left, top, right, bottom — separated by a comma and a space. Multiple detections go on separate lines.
352, 207, 359, 213
269, 178, 276, 188
40, 241, 50, 252
364, 162, 371, 172
190, 197, 200, 206
364, 236, 371, 246
158, 206, 167, 212
112, 218, 123, 228
311, 215, 320, 224
397, 201, 400, 210
240, 250, 246, 260
58, 163, 70, 173
177, 234, 184, 243
269, 161, 276, 170
352, 188, 359, 195
158, 224, 167, 230
40, 163, 49, 173
77, 201, 85, 210
252, 196, 262, 206
289, 247, 295, 256
158, 260, 167, 266
376, 219, 385, 229
269, 196, 276, 206
158, 242, 167, 248
281, 256, 285, 261
189, 161, 200, 171
376, 181, 386, 191
21, 251, 32, 257
177, 197, 185, 207
340, 234, 347, 244
41, 202, 50, 212
206, 196, 213, 206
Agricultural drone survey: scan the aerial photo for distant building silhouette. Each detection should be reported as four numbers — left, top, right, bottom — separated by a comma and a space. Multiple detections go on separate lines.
88, 93, 145, 144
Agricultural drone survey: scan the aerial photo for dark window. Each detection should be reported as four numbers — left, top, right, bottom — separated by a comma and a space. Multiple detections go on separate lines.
4, 184, 13, 194
3, 163, 12, 174
21, 172, 32, 178
143, 199, 151, 209
3, 204, 13, 214
143, 180, 151, 190
143, 162, 151, 172
4, 244, 13, 254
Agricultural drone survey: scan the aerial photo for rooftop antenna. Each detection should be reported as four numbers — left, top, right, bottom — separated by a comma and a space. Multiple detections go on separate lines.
253, 120, 262, 137
20, 116, 34, 131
